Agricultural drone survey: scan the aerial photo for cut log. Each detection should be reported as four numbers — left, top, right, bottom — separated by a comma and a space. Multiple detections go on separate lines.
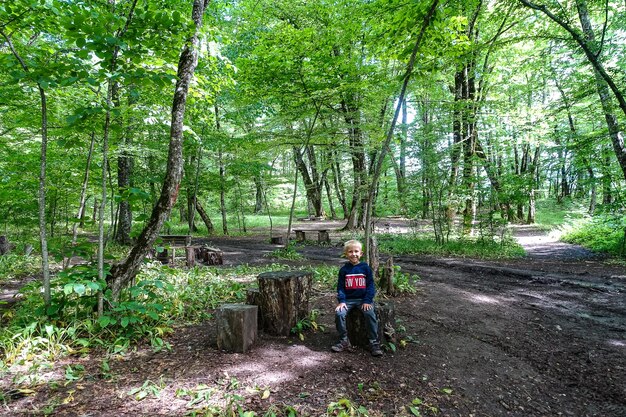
346, 301, 396, 348
0, 236, 13, 255
257, 270, 313, 336
318, 230, 330, 244
216, 304, 258, 353
378, 256, 396, 296
245, 288, 263, 329
270, 236, 284, 245
185, 246, 196, 267
195, 246, 223, 265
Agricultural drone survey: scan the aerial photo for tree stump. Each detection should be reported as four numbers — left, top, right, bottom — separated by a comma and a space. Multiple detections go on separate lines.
0, 236, 13, 255
196, 246, 223, 265
246, 288, 263, 329
270, 236, 284, 245
185, 246, 196, 267
216, 304, 258, 353
378, 256, 396, 296
256, 271, 313, 336
347, 301, 396, 348
156, 249, 169, 264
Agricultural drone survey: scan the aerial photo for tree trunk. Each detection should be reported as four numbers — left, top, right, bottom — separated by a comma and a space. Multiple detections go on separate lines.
363, 0, 439, 259
293, 146, 324, 218
0, 30, 52, 305
256, 271, 313, 336
519, 0, 626, 180
331, 148, 348, 218
115, 91, 135, 245
72, 132, 96, 244
195, 199, 214, 235
253, 175, 263, 214
108, 0, 209, 299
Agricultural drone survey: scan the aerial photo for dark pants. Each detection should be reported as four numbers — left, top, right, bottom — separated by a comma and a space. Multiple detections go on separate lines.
335, 299, 379, 344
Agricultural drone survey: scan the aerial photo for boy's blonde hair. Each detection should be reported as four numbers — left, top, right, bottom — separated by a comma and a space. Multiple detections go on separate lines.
343, 239, 362, 252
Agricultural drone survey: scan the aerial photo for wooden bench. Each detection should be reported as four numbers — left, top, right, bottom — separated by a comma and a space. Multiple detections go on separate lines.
292, 229, 330, 243
154, 235, 196, 266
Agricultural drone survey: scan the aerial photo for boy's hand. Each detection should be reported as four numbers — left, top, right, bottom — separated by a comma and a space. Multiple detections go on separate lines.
335, 302, 347, 312
361, 303, 373, 311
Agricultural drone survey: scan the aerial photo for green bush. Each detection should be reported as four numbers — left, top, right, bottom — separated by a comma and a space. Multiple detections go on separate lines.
562, 214, 626, 256
0, 254, 40, 282
377, 234, 525, 259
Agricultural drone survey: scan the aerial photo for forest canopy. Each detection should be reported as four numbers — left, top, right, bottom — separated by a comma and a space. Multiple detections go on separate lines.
1, 0, 625, 277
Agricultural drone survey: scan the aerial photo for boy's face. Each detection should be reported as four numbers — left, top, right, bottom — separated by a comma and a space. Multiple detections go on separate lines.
345, 245, 362, 265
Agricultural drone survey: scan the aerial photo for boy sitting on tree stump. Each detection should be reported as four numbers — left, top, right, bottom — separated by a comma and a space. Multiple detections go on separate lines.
331, 239, 383, 357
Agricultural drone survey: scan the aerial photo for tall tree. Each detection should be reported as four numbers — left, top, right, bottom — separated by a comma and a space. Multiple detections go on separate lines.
108, 0, 210, 299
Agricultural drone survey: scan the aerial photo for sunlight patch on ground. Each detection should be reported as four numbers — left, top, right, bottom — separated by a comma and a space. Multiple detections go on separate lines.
607, 339, 625, 349
466, 293, 501, 305
223, 344, 328, 385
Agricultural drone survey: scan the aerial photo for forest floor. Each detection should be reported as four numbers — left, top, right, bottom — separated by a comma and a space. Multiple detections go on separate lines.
1, 219, 625, 416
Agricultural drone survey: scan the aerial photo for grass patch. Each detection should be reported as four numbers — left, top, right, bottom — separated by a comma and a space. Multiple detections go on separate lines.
561, 214, 626, 257
378, 234, 525, 259
534, 199, 588, 230
0, 254, 40, 282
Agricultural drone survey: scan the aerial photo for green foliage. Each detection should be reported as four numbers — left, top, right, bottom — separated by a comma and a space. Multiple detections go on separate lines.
534, 199, 588, 229
392, 266, 420, 295
562, 213, 626, 257
291, 309, 324, 341
312, 265, 339, 289
268, 243, 303, 260
128, 377, 166, 401
0, 254, 39, 281
378, 235, 525, 259
326, 398, 369, 416
407, 397, 439, 416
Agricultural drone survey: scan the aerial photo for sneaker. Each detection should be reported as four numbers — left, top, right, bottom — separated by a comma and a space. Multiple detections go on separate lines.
331, 339, 351, 352
370, 342, 383, 357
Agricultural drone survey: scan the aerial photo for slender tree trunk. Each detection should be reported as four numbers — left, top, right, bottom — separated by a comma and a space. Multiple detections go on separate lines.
586, 163, 596, 214
72, 132, 96, 244
195, 199, 214, 234
1, 31, 52, 305
218, 149, 228, 235
364, 0, 439, 261
293, 146, 324, 217
108, 0, 209, 299
115, 92, 135, 245
331, 149, 348, 218
38, 86, 50, 304
254, 175, 263, 214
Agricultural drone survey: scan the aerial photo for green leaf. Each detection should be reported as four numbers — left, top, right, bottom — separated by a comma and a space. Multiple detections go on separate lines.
73, 283, 86, 295
121, 317, 130, 328
408, 406, 421, 416
76, 37, 86, 48
98, 316, 112, 327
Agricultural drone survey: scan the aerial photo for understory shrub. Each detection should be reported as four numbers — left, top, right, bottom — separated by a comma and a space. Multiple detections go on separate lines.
562, 214, 626, 257
377, 234, 525, 259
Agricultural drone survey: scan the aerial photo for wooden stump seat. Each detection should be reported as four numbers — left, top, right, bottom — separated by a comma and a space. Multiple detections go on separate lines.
216, 304, 258, 353
346, 301, 396, 347
255, 271, 313, 336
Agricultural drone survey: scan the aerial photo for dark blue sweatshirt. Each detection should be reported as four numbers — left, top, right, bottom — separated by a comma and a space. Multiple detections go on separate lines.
337, 261, 375, 304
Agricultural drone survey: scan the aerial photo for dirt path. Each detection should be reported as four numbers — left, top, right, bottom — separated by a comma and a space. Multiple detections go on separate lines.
1, 222, 625, 416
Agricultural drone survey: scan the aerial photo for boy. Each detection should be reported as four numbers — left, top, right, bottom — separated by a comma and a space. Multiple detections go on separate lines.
331, 239, 383, 357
